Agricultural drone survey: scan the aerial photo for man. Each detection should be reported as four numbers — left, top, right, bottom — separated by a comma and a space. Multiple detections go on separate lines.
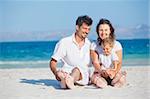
50, 15, 93, 89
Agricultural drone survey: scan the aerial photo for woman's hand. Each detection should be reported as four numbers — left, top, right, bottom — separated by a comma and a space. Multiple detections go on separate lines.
106, 69, 116, 79
100, 70, 109, 78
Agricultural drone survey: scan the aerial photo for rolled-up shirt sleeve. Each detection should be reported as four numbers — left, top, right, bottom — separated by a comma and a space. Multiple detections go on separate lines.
90, 42, 97, 50
51, 39, 66, 61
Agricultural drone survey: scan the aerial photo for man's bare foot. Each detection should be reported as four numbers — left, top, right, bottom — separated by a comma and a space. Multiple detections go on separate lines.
65, 75, 75, 89
57, 71, 68, 89
60, 79, 67, 89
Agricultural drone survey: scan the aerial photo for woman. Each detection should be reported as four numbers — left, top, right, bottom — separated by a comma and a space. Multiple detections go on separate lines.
90, 18, 126, 88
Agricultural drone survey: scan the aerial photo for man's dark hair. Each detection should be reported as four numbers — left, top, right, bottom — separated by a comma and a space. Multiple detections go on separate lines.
76, 15, 93, 27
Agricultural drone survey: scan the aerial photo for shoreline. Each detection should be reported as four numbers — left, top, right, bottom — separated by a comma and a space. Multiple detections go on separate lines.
0, 64, 150, 69
0, 66, 150, 99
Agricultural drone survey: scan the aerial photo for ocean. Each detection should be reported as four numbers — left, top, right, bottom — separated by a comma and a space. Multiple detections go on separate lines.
0, 39, 149, 69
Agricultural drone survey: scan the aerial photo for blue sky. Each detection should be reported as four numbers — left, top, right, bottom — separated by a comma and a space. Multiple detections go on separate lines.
0, 0, 149, 42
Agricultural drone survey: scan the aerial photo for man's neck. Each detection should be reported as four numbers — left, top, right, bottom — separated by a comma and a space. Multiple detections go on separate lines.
74, 32, 85, 49
75, 32, 85, 44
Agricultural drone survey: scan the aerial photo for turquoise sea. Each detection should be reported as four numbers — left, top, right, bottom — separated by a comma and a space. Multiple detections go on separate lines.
0, 39, 149, 69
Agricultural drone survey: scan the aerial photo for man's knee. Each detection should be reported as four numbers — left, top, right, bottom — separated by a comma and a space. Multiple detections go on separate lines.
72, 67, 80, 73
71, 67, 82, 80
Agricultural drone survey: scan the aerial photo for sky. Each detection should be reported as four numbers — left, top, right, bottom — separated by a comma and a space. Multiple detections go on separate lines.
0, 0, 149, 42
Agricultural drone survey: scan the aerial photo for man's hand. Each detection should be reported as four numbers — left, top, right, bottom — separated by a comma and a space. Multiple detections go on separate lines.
55, 70, 68, 81
54, 71, 61, 81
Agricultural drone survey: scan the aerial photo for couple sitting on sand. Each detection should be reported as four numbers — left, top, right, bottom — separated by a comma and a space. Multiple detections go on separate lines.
50, 15, 126, 89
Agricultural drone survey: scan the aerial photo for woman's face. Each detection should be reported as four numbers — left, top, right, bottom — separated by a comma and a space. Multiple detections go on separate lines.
98, 24, 111, 40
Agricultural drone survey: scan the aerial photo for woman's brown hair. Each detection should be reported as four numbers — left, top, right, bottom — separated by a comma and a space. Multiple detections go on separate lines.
96, 18, 115, 45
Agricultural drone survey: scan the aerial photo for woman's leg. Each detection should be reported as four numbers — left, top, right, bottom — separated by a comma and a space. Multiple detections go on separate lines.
111, 72, 122, 85
112, 71, 126, 87
91, 73, 107, 88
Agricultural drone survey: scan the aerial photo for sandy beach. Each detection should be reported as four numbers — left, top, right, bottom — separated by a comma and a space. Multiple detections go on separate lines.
0, 66, 149, 99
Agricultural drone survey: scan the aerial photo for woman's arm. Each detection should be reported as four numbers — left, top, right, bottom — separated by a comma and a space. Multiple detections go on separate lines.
106, 42, 123, 78
90, 50, 101, 72
107, 60, 119, 79
115, 49, 122, 73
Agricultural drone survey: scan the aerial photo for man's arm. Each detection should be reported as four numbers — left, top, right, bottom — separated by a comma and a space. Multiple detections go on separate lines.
49, 58, 60, 81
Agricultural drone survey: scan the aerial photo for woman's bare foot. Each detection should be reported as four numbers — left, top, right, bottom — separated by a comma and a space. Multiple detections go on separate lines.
111, 71, 127, 86
95, 77, 107, 88
114, 73, 126, 88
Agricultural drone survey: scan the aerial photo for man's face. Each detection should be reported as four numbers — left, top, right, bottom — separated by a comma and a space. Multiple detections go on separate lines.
76, 23, 91, 39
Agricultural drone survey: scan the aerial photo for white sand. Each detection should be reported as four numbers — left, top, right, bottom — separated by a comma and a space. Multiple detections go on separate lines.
0, 66, 150, 99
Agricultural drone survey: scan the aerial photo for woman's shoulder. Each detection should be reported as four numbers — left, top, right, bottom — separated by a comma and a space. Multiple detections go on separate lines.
91, 40, 98, 45
114, 40, 120, 44
114, 40, 122, 46
113, 40, 122, 51
115, 40, 120, 43
90, 41, 103, 54
90, 41, 99, 50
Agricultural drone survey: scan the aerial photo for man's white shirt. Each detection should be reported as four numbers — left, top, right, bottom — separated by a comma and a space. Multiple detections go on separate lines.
52, 33, 91, 70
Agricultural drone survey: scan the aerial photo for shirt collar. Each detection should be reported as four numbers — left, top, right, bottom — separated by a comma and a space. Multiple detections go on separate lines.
72, 33, 88, 45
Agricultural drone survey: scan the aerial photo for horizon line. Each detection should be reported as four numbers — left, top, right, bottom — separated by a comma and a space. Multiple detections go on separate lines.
0, 38, 149, 43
